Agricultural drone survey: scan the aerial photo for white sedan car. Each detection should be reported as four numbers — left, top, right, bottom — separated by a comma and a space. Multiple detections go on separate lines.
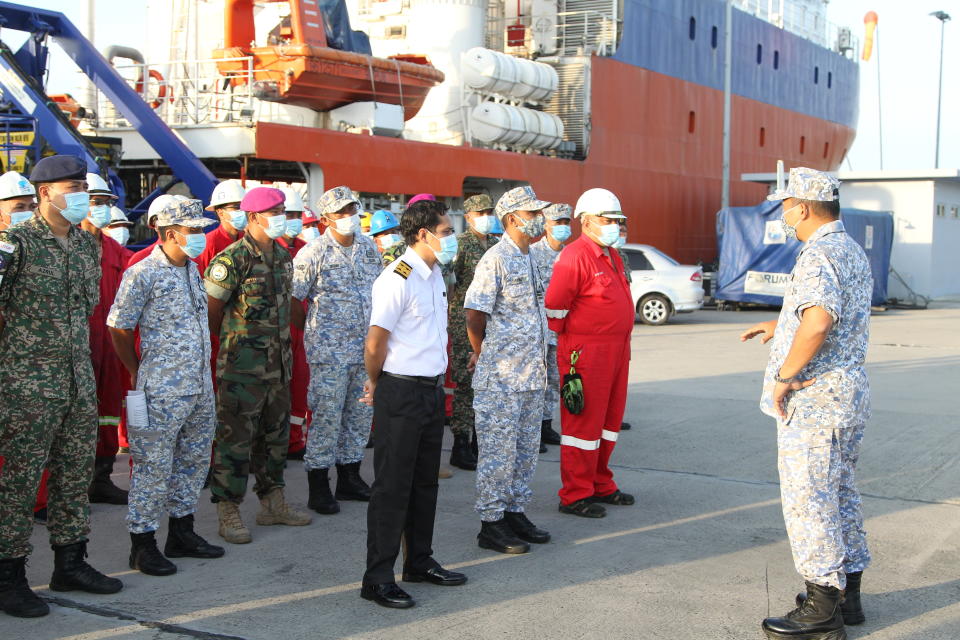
618, 243, 704, 325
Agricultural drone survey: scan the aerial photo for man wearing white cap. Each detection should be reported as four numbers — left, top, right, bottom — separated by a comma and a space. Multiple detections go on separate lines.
742, 167, 873, 640
0, 171, 36, 231
127, 194, 189, 269
545, 188, 635, 519
104, 207, 135, 247
196, 180, 246, 276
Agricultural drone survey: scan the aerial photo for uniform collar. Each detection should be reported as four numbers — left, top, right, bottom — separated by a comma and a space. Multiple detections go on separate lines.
241, 231, 278, 260
400, 246, 436, 280
577, 232, 606, 258
803, 219, 845, 248
27, 210, 81, 242
148, 243, 181, 268
498, 232, 524, 255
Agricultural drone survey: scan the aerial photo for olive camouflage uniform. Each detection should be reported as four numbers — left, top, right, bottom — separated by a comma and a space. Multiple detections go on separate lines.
204, 234, 293, 503
0, 214, 100, 558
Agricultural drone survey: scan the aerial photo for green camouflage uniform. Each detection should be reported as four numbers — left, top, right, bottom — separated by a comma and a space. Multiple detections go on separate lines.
449, 230, 497, 437
204, 234, 293, 504
381, 241, 406, 268
0, 214, 100, 558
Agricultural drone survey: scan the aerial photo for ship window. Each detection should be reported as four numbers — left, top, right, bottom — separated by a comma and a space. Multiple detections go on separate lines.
936, 203, 946, 217
385, 25, 406, 38
814, 66, 819, 84
688, 111, 696, 134
711, 26, 718, 49
773, 50, 779, 69
800, 136, 806, 154
689, 17, 696, 40
759, 127, 766, 147
823, 141, 830, 159
756, 44, 762, 64
952, 206, 960, 219
828, 71, 833, 88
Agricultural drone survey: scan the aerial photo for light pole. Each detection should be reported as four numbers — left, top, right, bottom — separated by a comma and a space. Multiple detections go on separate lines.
931, 11, 951, 169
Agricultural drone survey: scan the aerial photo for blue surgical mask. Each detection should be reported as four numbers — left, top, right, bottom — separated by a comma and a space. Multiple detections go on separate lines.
89, 204, 111, 229
781, 204, 801, 240
613, 235, 626, 249
471, 214, 495, 234
550, 224, 571, 242
300, 226, 321, 243
52, 191, 91, 225
284, 218, 303, 237
9, 210, 32, 227
595, 220, 621, 247
378, 233, 401, 251
229, 209, 248, 231
512, 212, 546, 238
428, 230, 458, 265
175, 230, 207, 258
261, 213, 287, 239
106, 226, 130, 246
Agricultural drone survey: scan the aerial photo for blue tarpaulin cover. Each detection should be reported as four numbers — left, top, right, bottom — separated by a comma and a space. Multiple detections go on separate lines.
318, 0, 372, 55
715, 202, 893, 306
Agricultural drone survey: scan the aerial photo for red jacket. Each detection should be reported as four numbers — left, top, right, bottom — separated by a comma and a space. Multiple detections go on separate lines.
277, 235, 306, 258
127, 240, 159, 268
90, 234, 133, 418
196, 225, 243, 276
544, 234, 634, 339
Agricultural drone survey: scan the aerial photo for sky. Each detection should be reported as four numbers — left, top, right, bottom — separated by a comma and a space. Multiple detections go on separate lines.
3, 0, 958, 172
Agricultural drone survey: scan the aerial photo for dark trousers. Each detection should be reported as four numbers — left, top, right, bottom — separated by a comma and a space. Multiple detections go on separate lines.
363, 374, 444, 586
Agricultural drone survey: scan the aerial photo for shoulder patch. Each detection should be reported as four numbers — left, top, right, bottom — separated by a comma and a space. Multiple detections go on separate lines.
218, 255, 233, 266
394, 260, 412, 279
0, 240, 14, 254
210, 263, 229, 282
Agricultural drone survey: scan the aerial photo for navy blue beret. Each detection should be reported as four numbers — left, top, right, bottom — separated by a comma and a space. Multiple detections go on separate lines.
29, 155, 87, 183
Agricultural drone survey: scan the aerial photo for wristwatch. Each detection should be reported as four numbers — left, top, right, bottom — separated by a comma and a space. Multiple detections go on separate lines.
775, 372, 795, 384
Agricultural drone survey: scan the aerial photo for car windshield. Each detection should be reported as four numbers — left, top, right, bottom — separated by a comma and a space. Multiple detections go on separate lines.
644, 246, 679, 266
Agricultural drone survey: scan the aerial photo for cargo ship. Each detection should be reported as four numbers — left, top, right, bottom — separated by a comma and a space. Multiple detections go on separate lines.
79, 0, 859, 263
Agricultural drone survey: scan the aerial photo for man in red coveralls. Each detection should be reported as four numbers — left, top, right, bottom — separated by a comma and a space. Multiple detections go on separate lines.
544, 188, 636, 518
80, 173, 132, 504
278, 187, 311, 459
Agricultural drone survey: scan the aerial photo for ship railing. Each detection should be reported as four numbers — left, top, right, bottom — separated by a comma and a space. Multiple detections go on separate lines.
734, 0, 860, 59
485, 9, 619, 57
93, 56, 277, 130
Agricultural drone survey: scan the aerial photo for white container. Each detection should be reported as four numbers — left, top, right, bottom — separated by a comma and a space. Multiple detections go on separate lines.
462, 47, 558, 103
470, 102, 564, 149
514, 106, 541, 147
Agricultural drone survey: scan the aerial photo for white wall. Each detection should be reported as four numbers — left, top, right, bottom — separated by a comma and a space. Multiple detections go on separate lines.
931, 182, 960, 298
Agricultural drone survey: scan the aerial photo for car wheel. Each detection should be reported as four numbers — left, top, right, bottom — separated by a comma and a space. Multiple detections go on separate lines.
638, 294, 670, 325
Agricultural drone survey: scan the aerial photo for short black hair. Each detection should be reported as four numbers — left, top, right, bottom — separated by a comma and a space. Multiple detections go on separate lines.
800, 196, 840, 219
401, 200, 448, 246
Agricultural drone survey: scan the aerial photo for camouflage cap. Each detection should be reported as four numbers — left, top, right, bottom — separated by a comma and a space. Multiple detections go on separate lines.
767, 167, 840, 202
464, 194, 494, 212
316, 186, 360, 215
154, 198, 216, 228
494, 186, 551, 219
543, 203, 572, 220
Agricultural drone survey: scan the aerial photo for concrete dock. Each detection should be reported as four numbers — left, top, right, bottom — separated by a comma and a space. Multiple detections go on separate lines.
2, 304, 958, 640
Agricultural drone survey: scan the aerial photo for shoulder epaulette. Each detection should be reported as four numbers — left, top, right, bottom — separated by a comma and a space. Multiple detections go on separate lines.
394, 260, 412, 280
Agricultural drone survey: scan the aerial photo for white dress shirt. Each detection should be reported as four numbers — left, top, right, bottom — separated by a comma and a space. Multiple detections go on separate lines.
370, 247, 448, 377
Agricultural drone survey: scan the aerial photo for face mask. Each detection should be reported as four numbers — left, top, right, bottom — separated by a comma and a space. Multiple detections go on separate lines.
550, 224, 571, 242
613, 235, 626, 249
512, 213, 545, 238
89, 204, 111, 229
378, 233, 401, 251
470, 214, 495, 234
428, 230, 458, 265
51, 191, 91, 225
330, 213, 360, 236
594, 220, 621, 247
284, 218, 303, 238
781, 204, 801, 240
260, 213, 287, 239
9, 210, 32, 227
229, 209, 248, 231
106, 227, 130, 246
175, 230, 207, 258
300, 226, 321, 243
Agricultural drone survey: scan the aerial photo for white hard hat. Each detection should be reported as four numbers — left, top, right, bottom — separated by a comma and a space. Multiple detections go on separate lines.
574, 188, 626, 219
206, 180, 246, 210
0, 171, 36, 200
108, 205, 134, 227
281, 186, 305, 212
147, 194, 188, 224
86, 172, 115, 197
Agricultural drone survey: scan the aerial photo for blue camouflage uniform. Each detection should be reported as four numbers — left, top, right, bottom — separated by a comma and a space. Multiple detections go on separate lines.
292, 188, 380, 471
762, 168, 873, 591
465, 187, 550, 522
107, 200, 217, 534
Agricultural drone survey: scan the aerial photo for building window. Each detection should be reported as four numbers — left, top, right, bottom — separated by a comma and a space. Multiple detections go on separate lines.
936, 204, 946, 217
823, 141, 830, 159
689, 17, 696, 41
828, 71, 833, 88
773, 50, 779, 69
711, 26, 718, 49
800, 136, 806, 154
688, 111, 696, 134
759, 127, 766, 147
756, 44, 763, 64
814, 66, 819, 84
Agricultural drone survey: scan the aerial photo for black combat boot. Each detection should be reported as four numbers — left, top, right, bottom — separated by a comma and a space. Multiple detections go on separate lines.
335, 462, 372, 501
164, 514, 225, 559
50, 540, 123, 593
796, 571, 865, 625
307, 468, 340, 514
477, 519, 530, 555
763, 581, 846, 640
129, 532, 177, 576
88, 455, 128, 505
504, 511, 551, 544
541, 419, 561, 446
471, 429, 478, 458
449, 433, 477, 470
0, 558, 49, 618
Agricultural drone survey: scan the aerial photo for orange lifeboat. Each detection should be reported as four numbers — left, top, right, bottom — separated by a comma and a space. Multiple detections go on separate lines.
214, 0, 444, 120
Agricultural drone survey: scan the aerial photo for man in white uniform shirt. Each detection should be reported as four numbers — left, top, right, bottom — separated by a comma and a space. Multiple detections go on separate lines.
359, 200, 467, 609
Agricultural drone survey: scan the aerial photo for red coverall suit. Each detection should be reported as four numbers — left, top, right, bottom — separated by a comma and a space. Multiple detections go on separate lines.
544, 234, 634, 505
278, 235, 311, 455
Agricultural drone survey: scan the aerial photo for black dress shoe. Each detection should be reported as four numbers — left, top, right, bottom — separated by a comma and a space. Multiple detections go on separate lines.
504, 511, 551, 544
620, 422, 632, 431
360, 582, 415, 609
402, 566, 467, 586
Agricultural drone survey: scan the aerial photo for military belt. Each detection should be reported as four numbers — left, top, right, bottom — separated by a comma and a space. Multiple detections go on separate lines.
382, 371, 444, 387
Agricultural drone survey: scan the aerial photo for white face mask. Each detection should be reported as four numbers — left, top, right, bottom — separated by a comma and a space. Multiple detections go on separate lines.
329, 213, 360, 236
105, 226, 130, 246
378, 233, 402, 251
